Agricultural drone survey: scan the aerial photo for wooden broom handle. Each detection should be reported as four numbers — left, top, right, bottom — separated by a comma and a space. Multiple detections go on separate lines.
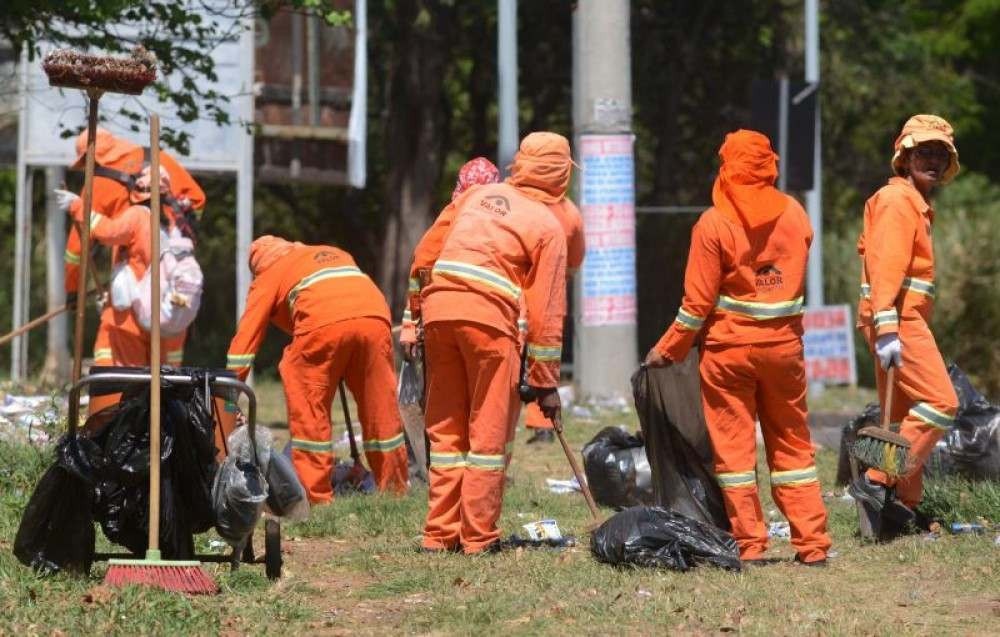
881, 365, 896, 430
72, 92, 100, 384
148, 114, 162, 554
551, 413, 601, 520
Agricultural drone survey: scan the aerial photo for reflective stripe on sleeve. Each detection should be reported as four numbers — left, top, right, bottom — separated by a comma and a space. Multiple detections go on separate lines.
409, 277, 421, 293
716, 295, 804, 320
166, 350, 183, 364
874, 308, 899, 329
910, 402, 954, 430
527, 343, 561, 362
432, 260, 522, 299
674, 307, 706, 330
716, 470, 756, 489
770, 466, 819, 487
860, 283, 871, 299
902, 276, 935, 298
94, 347, 113, 363
363, 432, 405, 453
290, 437, 334, 454
64, 249, 81, 265
226, 353, 255, 370
288, 266, 367, 310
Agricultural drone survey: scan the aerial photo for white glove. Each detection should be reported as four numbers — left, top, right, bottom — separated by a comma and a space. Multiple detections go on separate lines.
53, 189, 80, 212
875, 333, 903, 370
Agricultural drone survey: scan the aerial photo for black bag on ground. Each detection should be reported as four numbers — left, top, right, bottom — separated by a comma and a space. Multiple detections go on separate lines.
591, 505, 741, 572
265, 449, 309, 520
631, 356, 729, 529
582, 427, 653, 509
213, 425, 269, 546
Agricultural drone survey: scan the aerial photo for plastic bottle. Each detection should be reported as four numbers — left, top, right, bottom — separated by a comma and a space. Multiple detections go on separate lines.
950, 522, 985, 535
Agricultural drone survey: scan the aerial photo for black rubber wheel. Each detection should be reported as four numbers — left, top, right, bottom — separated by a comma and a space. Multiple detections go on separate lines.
264, 518, 282, 580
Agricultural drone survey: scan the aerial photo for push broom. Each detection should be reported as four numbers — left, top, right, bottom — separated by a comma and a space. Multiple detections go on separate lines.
852, 365, 911, 478
103, 115, 217, 594
42, 47, 157, 384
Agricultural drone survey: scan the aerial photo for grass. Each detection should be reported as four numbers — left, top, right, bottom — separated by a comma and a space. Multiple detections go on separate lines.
1, 380, 999, 635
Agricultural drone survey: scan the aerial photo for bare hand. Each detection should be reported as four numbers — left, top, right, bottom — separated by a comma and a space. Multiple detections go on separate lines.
535, 387, 562, 422
644, 348, 672, 368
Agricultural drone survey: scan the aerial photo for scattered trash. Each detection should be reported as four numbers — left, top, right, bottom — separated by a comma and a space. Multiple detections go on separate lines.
570, 405, 594, 419
502, 535, 577, 550
0, 395, 58, 444
522, 519, 563, 541
950, 522, 986, 535
582, 427, 654, 509
591, 505, 741, 572
546, 477, 581, 494
207, 539, 228, 552
768, 522, 791, 540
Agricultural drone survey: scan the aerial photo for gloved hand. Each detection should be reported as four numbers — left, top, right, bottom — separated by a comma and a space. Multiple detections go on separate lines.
53, 189, 79, 212
535, 387, 562, 423
875, 333, 903, 370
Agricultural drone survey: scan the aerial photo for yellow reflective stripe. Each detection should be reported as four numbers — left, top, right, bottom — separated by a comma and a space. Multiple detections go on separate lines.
771, 466, 818, 487
363, 432, 405, 453
716, 295, 804, 320
88, 212, 104, 231
716, 470, 756, 489
287, 266, 367, 310
467, 453, 506, 470
527, 343, 561, 362
64, 249, 81, 265
910, 402, 954, 430
874, 308, 899, 328
166, 350, 183, 363
226, 353, 255, 369
859, 283, 871, 299
674, 307, 705, 330
93, 348, 113, 362
433, 260, 522, 299
408, 277, 421, 293
291, 437, 334, 453
430, 451, 468, 468
902, 276, 936, 298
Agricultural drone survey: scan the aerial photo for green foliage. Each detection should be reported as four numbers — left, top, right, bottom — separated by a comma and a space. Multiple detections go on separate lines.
920, 476, 1000, 525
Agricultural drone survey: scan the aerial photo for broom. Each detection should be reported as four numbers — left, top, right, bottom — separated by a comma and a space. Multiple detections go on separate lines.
42, 46, 157, 384
852, 365, 911, 478
103, 114, 217, 594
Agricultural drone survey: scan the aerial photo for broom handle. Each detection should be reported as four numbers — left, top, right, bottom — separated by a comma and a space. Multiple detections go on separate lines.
551, 412, 600, 520
148, 114, 162, 555
881, 366, 896, 430
72, 91, 100, 384
339, 380, 361, 463
0, 305, 72, 347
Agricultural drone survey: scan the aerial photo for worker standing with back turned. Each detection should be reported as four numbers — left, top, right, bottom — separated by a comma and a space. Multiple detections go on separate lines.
227, 236, 409, 503
848, 115, 960, 538
645, 130, 831, 567
409, 132, 569, 554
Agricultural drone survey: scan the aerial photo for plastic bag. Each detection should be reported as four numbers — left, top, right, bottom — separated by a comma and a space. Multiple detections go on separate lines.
265, 450, 309, 521
591, 506, 741, 572
213, 425, 270, 546
582, 427, 654, 509
631, 359, 729, 529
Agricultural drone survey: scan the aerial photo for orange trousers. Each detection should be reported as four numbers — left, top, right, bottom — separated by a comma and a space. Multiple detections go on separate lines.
279, 317, 408, 504
92, 307, 186, 367
524, 402, 553, 430
422, 321, 520, 554
862, 321, 957, 508
700, 339, 831, 563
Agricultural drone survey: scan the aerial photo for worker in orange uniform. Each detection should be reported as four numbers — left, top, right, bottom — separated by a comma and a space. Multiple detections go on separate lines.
226, 236, 409, 503
57, 127, 205, 367
847, 115, 960, 539
645, 130, 831, 567
409, 132, 569, 554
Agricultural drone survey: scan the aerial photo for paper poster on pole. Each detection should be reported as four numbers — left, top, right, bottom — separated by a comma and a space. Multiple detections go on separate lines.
802, 304, 857, 385
578, 134, 636, 327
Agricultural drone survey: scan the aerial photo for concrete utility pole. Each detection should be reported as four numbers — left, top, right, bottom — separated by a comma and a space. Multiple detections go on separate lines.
804, 0, 823, 307
572, 0, 637, 400
497, 0, 518, 173
42, 166, 70, 384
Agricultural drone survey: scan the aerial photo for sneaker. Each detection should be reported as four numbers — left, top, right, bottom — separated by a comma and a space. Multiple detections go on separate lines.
526, 429, 555, 445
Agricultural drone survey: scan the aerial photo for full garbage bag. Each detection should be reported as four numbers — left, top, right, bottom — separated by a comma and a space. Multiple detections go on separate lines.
213, 425, 270, 546
582, 427, 653, 509
632, 357, 730, 529
265, 449, 309, 521
591, 505, 741, 572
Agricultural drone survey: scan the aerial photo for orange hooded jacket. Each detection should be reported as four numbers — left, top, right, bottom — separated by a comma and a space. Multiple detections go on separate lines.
226, 238, 391, 380
654, 130, 812, 362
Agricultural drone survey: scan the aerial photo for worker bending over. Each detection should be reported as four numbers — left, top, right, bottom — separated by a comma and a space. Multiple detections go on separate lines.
409, 132, 569, 554
848, 115, 960, 538
227, 236, 408, 503
645, 130, 831, 567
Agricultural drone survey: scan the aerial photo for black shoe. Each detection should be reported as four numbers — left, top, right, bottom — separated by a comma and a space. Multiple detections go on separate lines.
526, 429, 555, 445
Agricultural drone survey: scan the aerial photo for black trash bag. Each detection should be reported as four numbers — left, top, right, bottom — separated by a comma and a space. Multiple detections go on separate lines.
13, 457, 95, 575
591, 506, 741, 572
582, 427, 653, 509
929, 365, 1000, 480
632, 357, 729, 529
213, 425, 269, 546
265, 450, 309, 520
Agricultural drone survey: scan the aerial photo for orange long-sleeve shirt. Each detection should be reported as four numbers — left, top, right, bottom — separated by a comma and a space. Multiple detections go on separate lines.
856, 177, 937, 338
409, 182, 567, 387
549, 198, 585, 273
226, 245, 391, 380
654, 195, 812, 362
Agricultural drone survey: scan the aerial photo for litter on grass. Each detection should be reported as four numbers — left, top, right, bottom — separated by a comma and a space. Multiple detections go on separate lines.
522, 519, 563, 541
546, 477, 581, 494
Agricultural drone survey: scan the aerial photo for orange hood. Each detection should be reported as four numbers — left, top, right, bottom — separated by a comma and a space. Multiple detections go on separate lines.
249, 235, 303, 276
72, 127, 140, 169
507, 132, 575, 204
711, 129, 787, 228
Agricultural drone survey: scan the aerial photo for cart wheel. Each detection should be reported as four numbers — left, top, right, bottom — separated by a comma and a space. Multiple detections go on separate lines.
265, 518, 282, 580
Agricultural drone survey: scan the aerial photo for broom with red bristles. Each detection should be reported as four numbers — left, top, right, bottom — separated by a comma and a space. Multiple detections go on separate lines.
102, 115, 217, 594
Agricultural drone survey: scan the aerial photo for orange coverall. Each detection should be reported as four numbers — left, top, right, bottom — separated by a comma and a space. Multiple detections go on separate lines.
857, 177, 957, 508
66, 128, 205, 367
653, 130, 830, 564
523, 197, 585, 431
411, 179, 568, 553
227, 238, 408, 503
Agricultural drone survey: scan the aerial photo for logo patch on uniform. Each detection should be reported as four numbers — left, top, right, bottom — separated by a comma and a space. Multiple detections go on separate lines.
313, 250, 338, 263
479, 195, 511, 216
755, 264, 784, 291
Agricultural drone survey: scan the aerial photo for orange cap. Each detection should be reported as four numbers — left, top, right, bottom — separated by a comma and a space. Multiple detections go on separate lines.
71, 127, 139, 169
711, 129, 787, 228
248, 235, 301, 276
891, 114, 960, 184
507, 132, 576, 203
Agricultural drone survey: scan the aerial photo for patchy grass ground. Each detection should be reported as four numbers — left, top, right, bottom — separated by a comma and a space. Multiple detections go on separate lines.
2, 381, 999, 635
